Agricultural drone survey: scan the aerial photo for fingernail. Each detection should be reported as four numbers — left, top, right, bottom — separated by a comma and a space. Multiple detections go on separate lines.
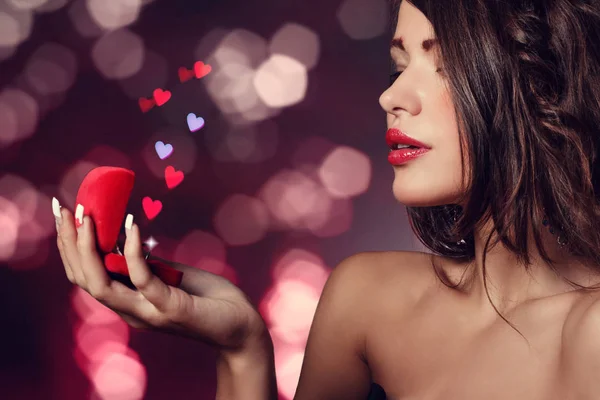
75, 204, 84, 226
125, 214, 134, 236
52, 197, 62, 228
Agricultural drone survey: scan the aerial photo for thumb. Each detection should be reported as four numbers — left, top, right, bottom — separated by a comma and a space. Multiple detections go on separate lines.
123, 214, 173, 311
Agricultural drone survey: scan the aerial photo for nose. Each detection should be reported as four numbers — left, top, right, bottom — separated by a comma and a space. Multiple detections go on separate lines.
378, 74, 419, 118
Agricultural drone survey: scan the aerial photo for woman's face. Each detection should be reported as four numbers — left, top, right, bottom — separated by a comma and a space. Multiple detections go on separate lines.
379, 0, 464, 207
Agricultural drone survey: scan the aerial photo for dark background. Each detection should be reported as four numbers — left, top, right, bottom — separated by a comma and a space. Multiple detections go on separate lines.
0, 0, 424, 398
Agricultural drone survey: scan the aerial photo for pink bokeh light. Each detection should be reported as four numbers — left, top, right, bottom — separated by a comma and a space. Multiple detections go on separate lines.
74, 319, 131, 375
0, 175, 56, 269
0, 88, 39, 149
318, 146, 372, 198
213, 194, 270, 246
258, 169, 334, 232
89, 351, 147, 400
0, 196, 20, 261
71, 287, 122, 326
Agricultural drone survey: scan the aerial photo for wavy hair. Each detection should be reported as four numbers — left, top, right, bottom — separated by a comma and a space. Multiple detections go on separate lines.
389, 0, 600, 335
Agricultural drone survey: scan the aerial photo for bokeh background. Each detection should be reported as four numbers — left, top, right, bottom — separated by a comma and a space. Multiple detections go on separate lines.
0, 0, 427, 398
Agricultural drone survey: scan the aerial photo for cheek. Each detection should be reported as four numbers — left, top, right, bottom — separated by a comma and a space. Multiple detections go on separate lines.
390, 94, 465, 207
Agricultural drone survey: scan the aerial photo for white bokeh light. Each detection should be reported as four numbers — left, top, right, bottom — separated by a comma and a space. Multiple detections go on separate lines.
35, 0, 69, 13
269, 23, 321, 70
87, 0, 142, 31
0, 3, 33, 46
254, 54, 308, 108
201, 28, 286, 123
0, 12, 21, 47
7, 0, 49, 11
92, 29, 145, 79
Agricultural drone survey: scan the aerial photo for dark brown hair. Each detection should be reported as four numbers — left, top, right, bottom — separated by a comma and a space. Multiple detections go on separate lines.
390, 0, 600, 336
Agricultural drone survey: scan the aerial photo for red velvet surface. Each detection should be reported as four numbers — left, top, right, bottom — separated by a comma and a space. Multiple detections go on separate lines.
74, 166, 135, 253
75, 166, 183, 287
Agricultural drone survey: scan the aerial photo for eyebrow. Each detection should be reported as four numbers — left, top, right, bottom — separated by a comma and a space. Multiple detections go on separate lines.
390, 36, 439, 53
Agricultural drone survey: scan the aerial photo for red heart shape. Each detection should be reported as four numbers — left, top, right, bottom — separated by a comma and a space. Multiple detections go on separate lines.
153, 88, 171, 106
178, 67, 195, 83
194, 61, 212, 79
164, 166, 184, 189
75, 167, 135, 254
142, 196, 163, 220
138, 97, 155, 113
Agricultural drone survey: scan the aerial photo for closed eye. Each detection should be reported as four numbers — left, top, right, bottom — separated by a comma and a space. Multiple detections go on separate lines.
389, 68, 444, 86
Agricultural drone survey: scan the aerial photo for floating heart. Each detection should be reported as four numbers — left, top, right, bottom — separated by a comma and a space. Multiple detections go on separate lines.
139, 97, 155, 113
194, 61, 212, 79
155, 141, 174, 160
142, 197, 163, 220
187, 113, 205, 132
178, 67, 195, 83
153, 88, 171, 106
164, 166, 184, 189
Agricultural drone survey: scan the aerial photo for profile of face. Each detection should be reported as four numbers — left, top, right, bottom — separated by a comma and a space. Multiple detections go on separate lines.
379, 0, 464, 208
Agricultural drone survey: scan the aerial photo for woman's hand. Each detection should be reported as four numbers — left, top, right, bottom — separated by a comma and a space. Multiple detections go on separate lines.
54, 203, 268, 353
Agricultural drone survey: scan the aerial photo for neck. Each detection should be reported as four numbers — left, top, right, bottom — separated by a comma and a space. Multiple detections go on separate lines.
459, 215, 599, 314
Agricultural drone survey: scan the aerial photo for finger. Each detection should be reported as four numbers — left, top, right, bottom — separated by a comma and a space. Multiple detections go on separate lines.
57, 236, 75, 283
76, 215, 112, 297
53, 197, 76, 283
123, 216, 173, 311
58, 204, 87, 287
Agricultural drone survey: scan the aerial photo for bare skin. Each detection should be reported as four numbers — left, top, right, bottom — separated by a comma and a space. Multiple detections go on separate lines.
373, 2, 600, 397
362, 251, 600, 400
54, 1, 600, 399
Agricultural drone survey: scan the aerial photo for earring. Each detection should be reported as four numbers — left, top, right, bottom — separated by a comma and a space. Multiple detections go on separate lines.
451, 207, 467, 245
542, 210, 568, 247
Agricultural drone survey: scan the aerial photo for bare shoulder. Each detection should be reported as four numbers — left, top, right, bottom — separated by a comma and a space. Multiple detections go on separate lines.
335, 250, 438, 289
332, 250, 442, 319
560, 291, 600, 398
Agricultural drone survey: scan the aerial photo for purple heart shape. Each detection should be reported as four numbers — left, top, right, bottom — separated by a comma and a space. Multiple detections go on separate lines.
187, 113, 205, 132
155, 141, 173, 160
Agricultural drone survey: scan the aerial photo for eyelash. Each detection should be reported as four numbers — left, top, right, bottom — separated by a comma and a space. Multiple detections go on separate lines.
389, 68, 443, 86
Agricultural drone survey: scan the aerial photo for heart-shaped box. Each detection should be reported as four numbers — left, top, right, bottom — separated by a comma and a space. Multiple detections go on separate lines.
75, 166, 183, 287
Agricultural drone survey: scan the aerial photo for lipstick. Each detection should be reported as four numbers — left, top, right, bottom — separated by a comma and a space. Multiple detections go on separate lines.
386, 128, 431, 166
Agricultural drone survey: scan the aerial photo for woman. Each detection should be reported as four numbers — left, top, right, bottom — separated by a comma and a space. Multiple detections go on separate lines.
54, 0, 600, 398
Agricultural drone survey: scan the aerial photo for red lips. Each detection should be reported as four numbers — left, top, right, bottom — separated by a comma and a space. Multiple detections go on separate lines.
385, 128, 431, 149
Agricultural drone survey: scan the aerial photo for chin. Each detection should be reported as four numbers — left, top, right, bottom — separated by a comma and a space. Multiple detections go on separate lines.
391, 179, 458, 208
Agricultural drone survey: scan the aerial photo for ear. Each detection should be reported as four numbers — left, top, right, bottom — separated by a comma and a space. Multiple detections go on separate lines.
75, 166, 135, 254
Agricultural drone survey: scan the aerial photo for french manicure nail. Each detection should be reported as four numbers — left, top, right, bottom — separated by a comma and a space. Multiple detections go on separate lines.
75, 204, 84, 226
52, 197, 62, 226
125, 214, 134, 233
